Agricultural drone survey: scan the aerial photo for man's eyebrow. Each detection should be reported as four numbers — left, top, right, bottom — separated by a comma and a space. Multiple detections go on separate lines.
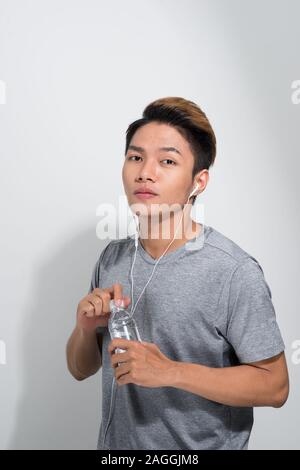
127, 145, 182, 156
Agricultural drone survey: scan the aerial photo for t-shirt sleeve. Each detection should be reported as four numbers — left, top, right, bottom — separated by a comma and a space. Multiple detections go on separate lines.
225, 257, 285, 363
88, 256, 101, 294
87, 242, 111, 294
87, 242, 111, 334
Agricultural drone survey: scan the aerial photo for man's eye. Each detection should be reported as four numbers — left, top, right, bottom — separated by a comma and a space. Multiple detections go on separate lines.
127, 156, 175, 165
127, 155, 141, 161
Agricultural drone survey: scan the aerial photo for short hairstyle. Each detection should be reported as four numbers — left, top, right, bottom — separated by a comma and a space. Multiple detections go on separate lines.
125, 96, 217, 205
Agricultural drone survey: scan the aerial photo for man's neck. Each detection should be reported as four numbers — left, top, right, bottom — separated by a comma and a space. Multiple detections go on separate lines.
138, 211, 203, 260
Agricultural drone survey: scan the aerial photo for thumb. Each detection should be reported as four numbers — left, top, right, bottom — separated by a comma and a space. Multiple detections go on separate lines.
123, 296, 131, 307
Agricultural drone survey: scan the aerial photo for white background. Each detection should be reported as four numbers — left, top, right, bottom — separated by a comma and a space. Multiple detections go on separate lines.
0, 0, 299, 449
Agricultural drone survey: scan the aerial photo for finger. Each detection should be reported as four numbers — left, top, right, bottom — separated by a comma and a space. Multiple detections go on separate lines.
122, 296, 131, 308
117, 371, 131, 386
82, 302, 95, 318
101, 289, 114, 314
85, 290, 106, 316
88, 289, 104, 301
115, 363, 131, 380
85, 299, 100, 318
92, 287, 114, 297
91, 296, 103, 316
113, 283, 123, 304
108, 338, 132, 354
92, 287, 114, 305
111, 351, 130, 368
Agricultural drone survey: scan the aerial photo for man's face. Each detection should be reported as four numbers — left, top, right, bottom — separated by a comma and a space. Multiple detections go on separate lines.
122, 122, 195, 218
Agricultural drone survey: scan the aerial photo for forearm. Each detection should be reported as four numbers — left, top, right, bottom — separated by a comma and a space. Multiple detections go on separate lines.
168, 361, 280, 407
66, 326, 102, 380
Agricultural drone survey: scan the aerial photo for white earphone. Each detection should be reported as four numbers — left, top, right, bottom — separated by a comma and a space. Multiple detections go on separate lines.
102, 180, 201, 449
133, 183, 199, 247
188, 182, 200, 198
131, 181, 200, 311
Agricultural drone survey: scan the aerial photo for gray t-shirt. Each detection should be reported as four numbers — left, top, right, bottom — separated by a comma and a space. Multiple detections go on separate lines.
88, 224, 285, 450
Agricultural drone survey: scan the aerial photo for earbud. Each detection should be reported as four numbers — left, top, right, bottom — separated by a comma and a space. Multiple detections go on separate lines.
188, 183, 199, 199
132, 185, 198, 247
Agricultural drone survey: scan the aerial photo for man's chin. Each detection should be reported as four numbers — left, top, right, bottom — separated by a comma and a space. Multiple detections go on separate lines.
129, 202, 185, 223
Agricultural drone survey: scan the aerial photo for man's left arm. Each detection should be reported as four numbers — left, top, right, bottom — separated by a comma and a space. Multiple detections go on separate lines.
167, 350, 289, 408
109, 339, 289, 408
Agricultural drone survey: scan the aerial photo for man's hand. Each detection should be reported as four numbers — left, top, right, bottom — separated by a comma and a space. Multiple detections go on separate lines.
108, 338, 176, 388
76, 284, 131, 332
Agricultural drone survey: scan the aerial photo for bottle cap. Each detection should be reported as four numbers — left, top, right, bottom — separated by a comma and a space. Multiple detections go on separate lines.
109, 299, 125, 311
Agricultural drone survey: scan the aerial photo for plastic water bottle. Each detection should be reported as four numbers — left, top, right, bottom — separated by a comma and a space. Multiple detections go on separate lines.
108, 299, 142, 359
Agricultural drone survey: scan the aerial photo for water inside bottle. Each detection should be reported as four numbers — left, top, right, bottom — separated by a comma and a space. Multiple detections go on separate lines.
108, 299, 142, 361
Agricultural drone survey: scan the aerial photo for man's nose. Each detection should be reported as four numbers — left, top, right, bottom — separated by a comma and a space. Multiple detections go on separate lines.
137, 159, 157, 181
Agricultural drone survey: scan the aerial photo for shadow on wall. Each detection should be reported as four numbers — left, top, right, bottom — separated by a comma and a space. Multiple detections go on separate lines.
8, 227, 109, 450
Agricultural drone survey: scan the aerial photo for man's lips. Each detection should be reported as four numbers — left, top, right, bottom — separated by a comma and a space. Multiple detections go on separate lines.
134, 192, 158, 199
134, 187, 157, 196
133, 188, 158, 196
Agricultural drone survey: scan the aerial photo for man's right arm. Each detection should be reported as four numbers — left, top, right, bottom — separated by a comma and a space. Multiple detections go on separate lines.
66, 285, 131, 381
66, 325, 102, 381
